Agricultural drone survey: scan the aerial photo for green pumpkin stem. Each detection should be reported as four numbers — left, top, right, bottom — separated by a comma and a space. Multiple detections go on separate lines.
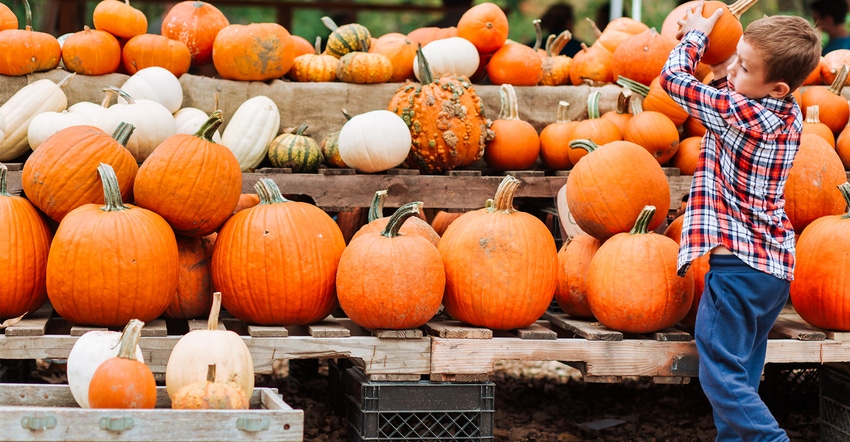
569, 138, 601, 153
616, 87, 633, 115
23, 0, 32, 30
0, 163, 8, 197
208, 292, 222, 331
111, 122, 136, 147
616, 76, 649, 97
382, 201, 423, 238
532, 19, 542, 51
489, 175, 520, 213
416, 44, 435, 85
586, 90, 602, 119
498, 84, 520, 120
116, 319, 144, 360
839, 183, 850, 219
629, 205, 657, 235
320, 16, 339, 31
193, 110, 224, 141
206, 364, 217, 383
256, 178, 289, 204
629, 94, 645, 115
555, 101, 571, 123
368, 190, 388, 223
97, 163, 129, 212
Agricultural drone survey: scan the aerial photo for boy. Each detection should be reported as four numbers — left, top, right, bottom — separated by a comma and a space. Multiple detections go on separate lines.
660, 2, 821, 441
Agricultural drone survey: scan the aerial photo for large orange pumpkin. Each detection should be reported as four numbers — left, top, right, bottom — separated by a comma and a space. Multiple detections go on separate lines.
484, 84, 540, 170
569, 42, 613, 85
61, 26, 122, 76
46, 164, 178, 327
554, 233, 601, 318
611, 28, 677, 87
640, 76, 690, 127
212, 22, 296, 81
212, 178, 346, 325
438, 175, 558, 331
0, 163, 52, 321
486, 41, 543, 86
369, 32, 417, 82
663, 215, 710, 329
350, 190, 440, 248
0, 0, 60, 76
162, 234, 213, 320
586, 16, 648, 54
600, 87, 633, 136
622, 98, 680, 165
0, 2, 17, 31
587, 206, 694, 333
568, 91, 622, 166
456, 2, 509, 54
160, 0, 229, 66
680, 0, 756, 66
671, 136, 702, 175
785, 133, 847, 233
122, 33, 192, 77
790, 182, 850, 331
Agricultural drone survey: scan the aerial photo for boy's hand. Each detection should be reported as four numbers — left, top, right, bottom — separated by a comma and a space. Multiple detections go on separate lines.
710, 53, 736, 79
676, 0, 724, 40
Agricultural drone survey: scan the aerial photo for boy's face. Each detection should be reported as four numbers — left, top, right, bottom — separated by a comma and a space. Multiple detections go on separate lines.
727, 38, 784, 99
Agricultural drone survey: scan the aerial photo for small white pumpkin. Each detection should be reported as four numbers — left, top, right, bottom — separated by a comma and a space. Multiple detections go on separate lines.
27, 110, 94, 150
67, 91, 112, 128
100, 86, 176, 163
338, 110, 411, 173
0, 75, 71, 161
220, 95, 280, 172
118, 66, 184, 114
413, 37, 480, 81
174, 107, 221, 143
67, 329, 145, 408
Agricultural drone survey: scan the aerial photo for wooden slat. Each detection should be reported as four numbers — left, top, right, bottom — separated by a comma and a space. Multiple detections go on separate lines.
771, 315, 826, 341
366, 374, 422, 381
422, 320, 493, 339
514, 323, 558, 340
306, 320, 350, 338
373, 329, 424, 339
825, 331, 850, 341
70, 319, 168, 337
649, 327, 693, 342
543, 313, 623, 341
247, 325, 288, 338
186, 319, 226, 331
4, 304, 53, 337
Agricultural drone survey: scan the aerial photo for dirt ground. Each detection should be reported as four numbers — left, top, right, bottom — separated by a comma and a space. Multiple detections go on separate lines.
262, 360, 822, 442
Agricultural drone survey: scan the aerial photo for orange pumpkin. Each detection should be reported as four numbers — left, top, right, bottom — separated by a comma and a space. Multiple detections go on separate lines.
586, 16, 649, 54
438, 175, 558, 331
172, 364, 249, 409
0, 0, 60, 76
611, 28, 677, 87
160, 0, 229, 66
684, 116, 707, 138
554, 233, 601, 318
289, 37, 339, 82
213, 22, 296, 81
369, 32, 417, 83
290, 34, 315, 58
569, 42, 613, 85
622, 98, 680, 165
568, 91, 622, 166
682, 0, 755, 65
801, 105, 836, 147
61, 26, 122, 76
801, 65, 849, 135
566, 139, 671, 241
406, 26, 457, 48
587, 206, 694, 333
350, 190, 440, 248
803, 57, 825, 86
486, 41, 543, 86
539, 31, 572, 86
836, 109, 850, 169
600, 87, 633, 135
337, 202, 445, 330
785, 134, 847, 232
46, 164, 179, 327
234, 193, 260, 213
539, 100, 578, 170
660, 1, 697, 40
162, 234, 213, 320
92, 0, 147, 39
456, 2, 509, 54
0, 2, 18, 31
336, 50, 393, 84
640, 76, 690, 127
122, 33, 192, 77
790, 182, 850, 331
0, 163, 51, 321
821, 49, 850, 86
484, 84, 540, 170
88, 319, 157, 409
671, 136, 702, 175
212, 178, 346, 325
430, 210, 463, 236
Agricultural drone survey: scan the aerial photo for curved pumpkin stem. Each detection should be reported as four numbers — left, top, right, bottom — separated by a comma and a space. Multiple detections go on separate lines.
555, 101, 571, 123
728, 0, 759, 19
547, 30, 571, 57
255, 177, 290, 204
313, 36, 322, 55
585, 17, 602, 39
415, 44, 435, 85
341, 109, 353, 121
628, 94, 645, 115
498, 84, 520, 120
97, 163, 129, 212
0, 163, 8, 197
829, 65, 849, 95
569, 138, 601, 153
805, 105, 821, 124
117, 319, 145, 360
111, 122, 136, 147
102, 85, 136, 104
22, 0, 32, 30
617, 76, 649, 97
586, 90, 603, 119
368, 189, 388, 223
616, 88, 633, 115
193, 110, 223, 141
532, 19, 543, 51
320, 16, 339, 31
839, 183, 850, 220
207, 292, 222, 331
489, 175, 520, 213
254, 179, 272, 204
629, 205, 657, 235
382, 201, 423, 238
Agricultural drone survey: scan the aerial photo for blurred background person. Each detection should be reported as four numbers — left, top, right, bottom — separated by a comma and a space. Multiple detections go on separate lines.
536, 2, 583, 57
811, 0, 850, 54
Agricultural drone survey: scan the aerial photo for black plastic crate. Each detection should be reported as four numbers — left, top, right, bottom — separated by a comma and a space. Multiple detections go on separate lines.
821, 364, 850, 441
345, 367, 495, 441
329, 358, 355, 415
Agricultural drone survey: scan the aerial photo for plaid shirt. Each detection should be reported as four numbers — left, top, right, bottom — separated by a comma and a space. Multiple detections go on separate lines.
660, 30, 799, 281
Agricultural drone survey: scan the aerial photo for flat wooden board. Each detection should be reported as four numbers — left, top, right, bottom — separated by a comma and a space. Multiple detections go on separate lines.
543, 313, 623, 341
771, 315, 826, 341
3, 304, 52, 337
247, 325, 288, 338
373, 329, 424, 339
422, 320, 493, 339
69, 319, 167, 337
514, 323, 558, 340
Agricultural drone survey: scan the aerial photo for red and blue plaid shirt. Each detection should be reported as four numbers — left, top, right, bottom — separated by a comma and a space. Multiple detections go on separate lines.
660, 30, 799, 281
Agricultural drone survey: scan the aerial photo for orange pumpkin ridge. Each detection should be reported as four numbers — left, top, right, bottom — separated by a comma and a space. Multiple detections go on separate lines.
485, 84, 540, 171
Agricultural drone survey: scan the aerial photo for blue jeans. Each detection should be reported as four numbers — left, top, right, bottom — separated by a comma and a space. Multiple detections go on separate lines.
695, 254, 790, 442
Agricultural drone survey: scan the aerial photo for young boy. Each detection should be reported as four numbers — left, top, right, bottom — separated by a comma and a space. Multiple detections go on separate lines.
660, 2, 821, 440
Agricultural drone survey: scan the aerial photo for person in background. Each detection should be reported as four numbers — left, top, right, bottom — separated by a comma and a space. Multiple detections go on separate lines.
661, 0, 821, 440
427, 0, 473, 28
536, 3, 583, 57
811, 0, 850, 54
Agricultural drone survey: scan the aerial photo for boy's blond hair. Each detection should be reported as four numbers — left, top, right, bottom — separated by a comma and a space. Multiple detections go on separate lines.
743, 15, 822, 94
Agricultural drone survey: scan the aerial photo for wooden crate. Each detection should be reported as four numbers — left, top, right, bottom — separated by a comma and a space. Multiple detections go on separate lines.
1, 384, 303, 441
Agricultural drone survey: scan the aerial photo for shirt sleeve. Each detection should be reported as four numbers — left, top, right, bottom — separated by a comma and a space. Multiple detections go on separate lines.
660, 30, 731, 134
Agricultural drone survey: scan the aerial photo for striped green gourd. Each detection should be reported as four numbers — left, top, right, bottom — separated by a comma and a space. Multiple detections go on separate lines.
267, 123, 323, 173
321, 16, 371, 58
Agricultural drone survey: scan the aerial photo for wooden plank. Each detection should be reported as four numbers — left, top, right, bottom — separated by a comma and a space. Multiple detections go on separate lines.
70, 325, 109, 336
543, 312, 623, 341
186, 320, 226, 331
422, 320, 493, 339
429, 373, 491, 382
771, 315, 826, 341
649, 327, 693, 342
70, 319, 167, 337
373, 329, 424, 339
825, 331, 850, 341
4, 304, 53, 337
306, 320, 350, 338
366, 374, 422, 381
514, 323, 558, 340
652, 376, 691, 384
247, 325, 288, 338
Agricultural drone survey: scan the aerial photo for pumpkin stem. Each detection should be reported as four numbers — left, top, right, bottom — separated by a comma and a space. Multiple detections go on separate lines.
728, 0, 758, 19
254, 179, 272, 204
0, 163, 8, 197
320, 16, 339, 31
548, 30, 571, 57
341, 109, 353, 121
256, 178, 289, 204
628, 94, 645, 115
543, 34, 555, 56
829, 65, 849, 95
805, 105, 821, 124
415, 44, 435, 85
207, 292, 222, 331
56, 73, 75, 89
585, 17, 602, 38
498, 84, 520, 120
569, 138, 601, 153
367, 189, 388, 223
313, 36, 322, 55
97, 163, 129, 212
586, 90, 602, 119
206, 364, 217, 383
111, 121, 136, 147
616, 76, 649, 97
382, 201, 423, 238
102, 86, 135, 105
839, 183, 850, 220
489, 175, 520, 213
555, 101, 571, 123
629, 205, 657, 235
193, 110, 224, 141
616, 87, 633, 115
532, 19, 543, 51
23, 0, 32, 30
116, 319, 145, 360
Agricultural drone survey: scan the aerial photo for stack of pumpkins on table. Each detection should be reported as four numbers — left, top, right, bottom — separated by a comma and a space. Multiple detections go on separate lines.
3, 1, 850, 408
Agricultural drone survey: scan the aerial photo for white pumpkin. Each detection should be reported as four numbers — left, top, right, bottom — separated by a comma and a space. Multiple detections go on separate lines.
0, 112, 5, 147
338, 110, 411, 173
413, 37, 480, 81
0, 76, 70, 161
118, 66, 184, 114
220, 95, 280, 172
67, 92, 111, 128
67, 329, 145, 408
100, 87, 176, 163
174, 107, 221, 143
27, 110, 94, 150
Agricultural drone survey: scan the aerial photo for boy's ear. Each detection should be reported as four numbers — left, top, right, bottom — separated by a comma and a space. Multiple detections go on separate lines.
769, 81, 791, 99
